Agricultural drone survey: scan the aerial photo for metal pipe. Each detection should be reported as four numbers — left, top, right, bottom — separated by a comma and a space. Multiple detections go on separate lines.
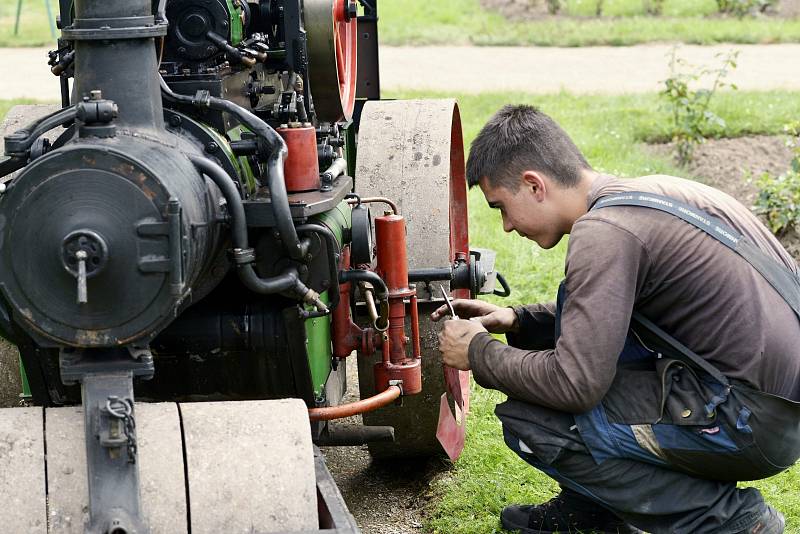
338, 269, 388, 300
345, 196, 398, 215
321, 156, 347, 182
362, 286, 389, 331
307, 385, 401, 421
314, 425, 395, 446
407, 267, 453, 283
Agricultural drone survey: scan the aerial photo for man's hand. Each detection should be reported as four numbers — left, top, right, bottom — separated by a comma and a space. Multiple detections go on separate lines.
431, 299, 518, 333
437, 319, 488, 370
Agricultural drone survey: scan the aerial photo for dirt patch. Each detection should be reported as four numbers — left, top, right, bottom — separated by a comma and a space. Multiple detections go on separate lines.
321, 356, 446, 533
649, 135, 800, 259
482, 0, 800, 21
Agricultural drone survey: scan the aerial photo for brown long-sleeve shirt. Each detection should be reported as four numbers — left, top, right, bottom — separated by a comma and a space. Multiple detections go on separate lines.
468, 174, 800, 413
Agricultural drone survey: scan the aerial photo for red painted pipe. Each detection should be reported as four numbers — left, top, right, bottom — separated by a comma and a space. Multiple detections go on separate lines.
307, 385, 401, 421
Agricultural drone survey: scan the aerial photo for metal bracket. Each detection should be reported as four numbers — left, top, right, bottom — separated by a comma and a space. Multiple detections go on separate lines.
59, 348, 154, 534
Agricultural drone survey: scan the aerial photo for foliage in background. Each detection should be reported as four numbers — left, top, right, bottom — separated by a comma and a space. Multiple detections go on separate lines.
595, 0, 605, 16
660, 48, 739, 165
644, 0, 666, 15
546, 0, 563, 14
753, 122, 800, 236
3, 0, 800, 48
378, 0, 800, 47
378, 89, 800, 534
716, 0, 775, 18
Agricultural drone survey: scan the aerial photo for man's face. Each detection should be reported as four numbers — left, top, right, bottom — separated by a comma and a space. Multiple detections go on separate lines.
478, 173, 565, 249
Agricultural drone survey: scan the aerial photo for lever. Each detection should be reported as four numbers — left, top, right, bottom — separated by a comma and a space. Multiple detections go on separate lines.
76, 250, 88, 304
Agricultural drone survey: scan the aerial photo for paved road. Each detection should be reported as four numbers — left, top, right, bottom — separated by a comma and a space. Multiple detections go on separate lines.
3, 43, 800, 101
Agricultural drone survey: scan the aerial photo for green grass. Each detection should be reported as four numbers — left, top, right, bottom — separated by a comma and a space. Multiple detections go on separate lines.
1, 0, 799, 48
0, 98, 43, 122
379, 0, 800, 47
0, 0, 58, 47
382, 89, 800, 533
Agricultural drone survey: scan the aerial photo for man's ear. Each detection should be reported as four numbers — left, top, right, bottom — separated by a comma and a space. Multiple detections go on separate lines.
521, 170, 547, 201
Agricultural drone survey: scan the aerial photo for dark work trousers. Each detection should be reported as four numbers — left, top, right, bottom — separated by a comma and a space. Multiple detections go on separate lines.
497, 281, 791, 534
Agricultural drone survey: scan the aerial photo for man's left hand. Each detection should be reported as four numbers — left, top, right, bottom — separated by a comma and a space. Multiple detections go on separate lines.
438, 319, 488, 370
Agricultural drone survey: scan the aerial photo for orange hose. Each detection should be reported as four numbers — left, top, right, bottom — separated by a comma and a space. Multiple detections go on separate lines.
308, 385, 401, 421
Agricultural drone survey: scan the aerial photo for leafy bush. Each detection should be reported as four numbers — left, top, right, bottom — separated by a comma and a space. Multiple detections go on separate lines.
716, 0, 774, 18
753, 122, 800, 237
546, 0, 562, 14
660, 48, 739, 165
643, 0, 666, 15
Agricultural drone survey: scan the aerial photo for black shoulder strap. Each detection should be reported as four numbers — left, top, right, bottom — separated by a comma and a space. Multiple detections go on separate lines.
592, 192, 800, 321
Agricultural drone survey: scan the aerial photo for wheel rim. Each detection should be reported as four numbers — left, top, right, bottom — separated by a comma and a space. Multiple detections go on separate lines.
306, 0, 358, 122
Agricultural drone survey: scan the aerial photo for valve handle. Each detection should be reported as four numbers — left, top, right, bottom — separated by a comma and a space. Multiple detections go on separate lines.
76, 250, 88, 304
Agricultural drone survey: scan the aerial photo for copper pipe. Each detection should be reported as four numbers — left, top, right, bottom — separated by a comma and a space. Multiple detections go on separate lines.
346, 196, 399, 215
307, 385, 401, 421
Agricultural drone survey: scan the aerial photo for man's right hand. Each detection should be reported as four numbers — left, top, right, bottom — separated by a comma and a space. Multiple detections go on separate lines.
430, 299, 518, 334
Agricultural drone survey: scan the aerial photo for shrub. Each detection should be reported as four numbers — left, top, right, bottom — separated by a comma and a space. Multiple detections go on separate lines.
716, 0, 775, 18
546, 0, 562, 14
753, 122, 800, 237
643, 0, 666, 15
660, 48, 739, 165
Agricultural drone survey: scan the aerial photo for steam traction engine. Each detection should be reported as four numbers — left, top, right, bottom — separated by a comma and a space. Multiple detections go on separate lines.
0, 0, 505, 532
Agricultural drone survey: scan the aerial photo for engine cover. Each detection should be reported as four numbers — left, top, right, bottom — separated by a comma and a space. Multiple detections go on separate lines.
0, 139, 223, 347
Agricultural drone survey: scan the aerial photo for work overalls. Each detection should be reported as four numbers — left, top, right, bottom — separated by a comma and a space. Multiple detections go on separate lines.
497, 193, 800, 534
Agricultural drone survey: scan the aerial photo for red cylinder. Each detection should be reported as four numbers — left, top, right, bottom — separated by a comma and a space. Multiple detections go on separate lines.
374, 213, 422, 394
375, 214, 410, 291
277, 125, 320, 192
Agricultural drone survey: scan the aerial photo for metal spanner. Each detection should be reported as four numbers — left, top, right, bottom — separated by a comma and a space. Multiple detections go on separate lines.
439, 284, 458, 320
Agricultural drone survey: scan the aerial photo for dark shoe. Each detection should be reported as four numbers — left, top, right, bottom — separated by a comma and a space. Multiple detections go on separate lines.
738, 506, 785, 534
500, 488, 642, 533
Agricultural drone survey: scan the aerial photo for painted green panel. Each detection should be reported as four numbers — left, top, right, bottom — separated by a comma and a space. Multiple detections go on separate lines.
226, 0, 244, 45
305, 291, 332, 399
305, 202, 353, 398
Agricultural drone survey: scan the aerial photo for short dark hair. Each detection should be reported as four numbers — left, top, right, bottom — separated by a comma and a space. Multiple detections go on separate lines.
466, 104, 592, 191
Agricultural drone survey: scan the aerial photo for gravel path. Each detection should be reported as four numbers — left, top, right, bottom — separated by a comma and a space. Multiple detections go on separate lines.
380, 43, 800, 94
3, 43, 800, 101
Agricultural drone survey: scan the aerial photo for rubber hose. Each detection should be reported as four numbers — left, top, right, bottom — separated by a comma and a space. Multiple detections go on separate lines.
160, 76, 305, 262
339, 269, 389, 300
190, 155, 307, 297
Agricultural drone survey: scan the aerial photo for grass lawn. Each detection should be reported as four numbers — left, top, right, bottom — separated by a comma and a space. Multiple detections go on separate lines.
2, 0, 800, 48
0, 98, 43, 121
379, 0, 800, 47
0, 0, 58, 47
383, 89, 800, 533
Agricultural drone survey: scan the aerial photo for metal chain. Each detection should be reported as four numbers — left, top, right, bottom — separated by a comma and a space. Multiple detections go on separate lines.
106, 396, 137, 464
